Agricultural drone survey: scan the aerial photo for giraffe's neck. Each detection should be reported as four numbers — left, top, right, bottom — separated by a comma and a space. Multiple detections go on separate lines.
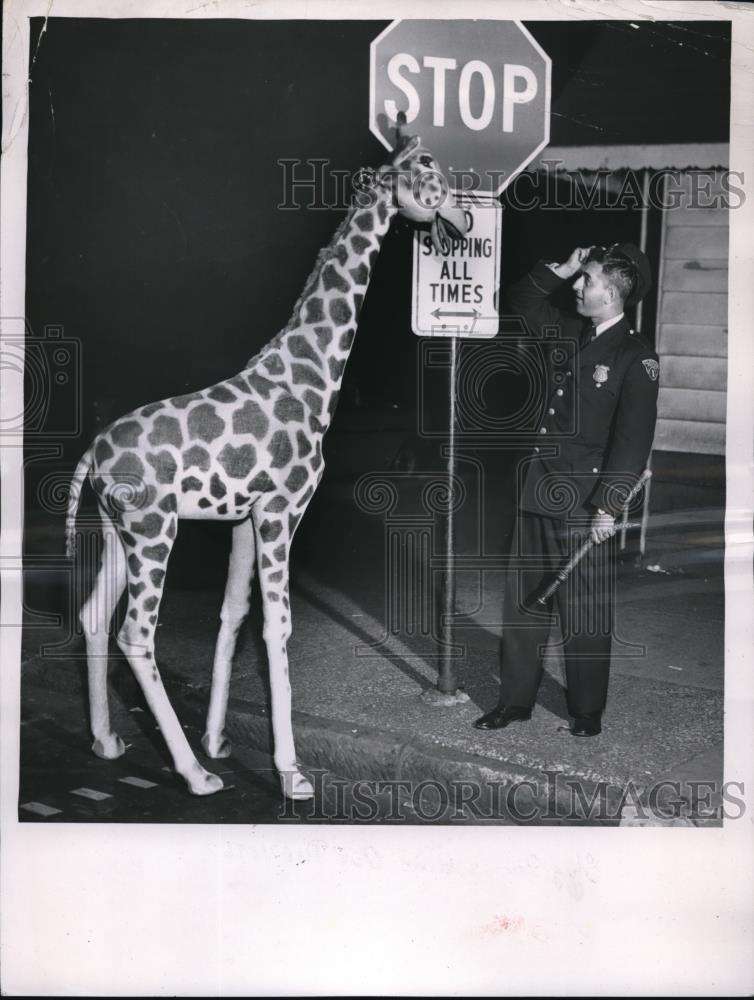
249, 188, 397, 431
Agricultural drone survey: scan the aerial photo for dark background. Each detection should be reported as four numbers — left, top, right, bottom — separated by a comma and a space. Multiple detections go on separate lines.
22, 17, 731, 568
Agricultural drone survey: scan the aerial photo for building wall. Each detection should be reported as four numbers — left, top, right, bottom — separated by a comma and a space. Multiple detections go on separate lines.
654, 171, 728, 455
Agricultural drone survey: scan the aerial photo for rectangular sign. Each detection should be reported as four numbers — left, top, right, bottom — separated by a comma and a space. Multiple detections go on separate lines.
412, 196, 502, 338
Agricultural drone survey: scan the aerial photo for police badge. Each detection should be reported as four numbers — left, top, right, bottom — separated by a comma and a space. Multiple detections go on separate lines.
642, 358, 660, 381
593, 364, 610, 388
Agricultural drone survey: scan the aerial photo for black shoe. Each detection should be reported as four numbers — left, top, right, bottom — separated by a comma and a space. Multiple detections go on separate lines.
570, 715, 602, 737
473, 705, 532, 730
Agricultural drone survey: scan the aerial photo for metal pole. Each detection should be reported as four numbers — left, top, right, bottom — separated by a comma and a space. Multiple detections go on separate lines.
635, 168, 651, 334
639, 454, 653, 558
640, 170, 669, 558
621, 169, 652, 553
437, 336, 458, 694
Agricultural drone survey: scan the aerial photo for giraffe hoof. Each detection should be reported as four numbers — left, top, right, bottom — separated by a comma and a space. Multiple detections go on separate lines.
279, 770, 315, 801
185, 765, 225, 796
201, 732, 232, 759
92, 733, 126, 760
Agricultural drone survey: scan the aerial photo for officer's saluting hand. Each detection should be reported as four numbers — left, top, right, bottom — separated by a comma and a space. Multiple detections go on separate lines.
548, 246, 592, 281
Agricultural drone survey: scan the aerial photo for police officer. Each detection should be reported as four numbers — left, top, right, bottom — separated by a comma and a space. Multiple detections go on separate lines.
474, 243, 659, 737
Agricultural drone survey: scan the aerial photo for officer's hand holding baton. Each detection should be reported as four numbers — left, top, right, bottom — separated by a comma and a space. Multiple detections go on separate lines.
534, 472, 652, 606
590, 509, 616, 544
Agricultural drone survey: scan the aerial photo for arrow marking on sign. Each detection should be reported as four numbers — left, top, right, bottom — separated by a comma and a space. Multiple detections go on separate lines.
431, 308, 481, 319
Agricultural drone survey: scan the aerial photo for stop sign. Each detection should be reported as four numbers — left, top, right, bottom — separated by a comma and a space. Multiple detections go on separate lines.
370, 20, 551, 196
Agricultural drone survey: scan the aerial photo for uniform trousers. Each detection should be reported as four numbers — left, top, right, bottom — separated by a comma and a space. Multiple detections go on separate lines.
499, 511, 617, 717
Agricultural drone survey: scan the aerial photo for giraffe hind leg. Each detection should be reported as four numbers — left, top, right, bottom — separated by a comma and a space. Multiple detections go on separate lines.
79, 506, 128, 760
115, 512, 223, 796
202, 517, 256, 759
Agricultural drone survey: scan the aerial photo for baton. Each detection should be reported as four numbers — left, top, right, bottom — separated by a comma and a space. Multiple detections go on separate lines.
534, 470, 652, 606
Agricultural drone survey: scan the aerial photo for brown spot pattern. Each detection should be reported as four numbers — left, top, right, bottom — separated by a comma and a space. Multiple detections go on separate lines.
273, 396, 305, 423
95, 438, 114, 464
148, 416, 183, 448
210, 472, 227, 498
329, 297, 352, 327
218, 443, 256, 478
208, 385, 237, 404
304, 297, 325, 324
263, 354, 286, 375
183, 445, 211, 471
111, 452, 145, 482
232, 400, 269, 438
111, 421, 143, 448
268, 431, 293, 468
288, 334, 323, 368
291, 364, 326, 391
146, 451, 178, 484
187, 403, 224, 443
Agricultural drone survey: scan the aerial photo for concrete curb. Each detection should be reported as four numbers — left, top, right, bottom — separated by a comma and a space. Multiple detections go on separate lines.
217, 695, 627, 824
225, 699, 720, 826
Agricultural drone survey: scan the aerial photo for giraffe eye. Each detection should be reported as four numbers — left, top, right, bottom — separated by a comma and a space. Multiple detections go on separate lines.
418, 154, 433, 168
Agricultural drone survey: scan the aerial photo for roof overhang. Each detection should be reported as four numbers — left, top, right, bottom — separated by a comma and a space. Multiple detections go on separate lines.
527, 143, 730, 173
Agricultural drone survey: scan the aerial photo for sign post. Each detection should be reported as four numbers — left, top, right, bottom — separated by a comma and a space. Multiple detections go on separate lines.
370, 20, 551, 701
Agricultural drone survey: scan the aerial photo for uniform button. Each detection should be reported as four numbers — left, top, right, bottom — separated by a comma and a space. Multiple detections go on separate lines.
566, 370, 572, 377
548, 407, 555, 415
592, 467, 599, 473
539, 427, 547, 434
595, 384, 602, 390
534, 447, 540, 454
556, 388, 564, 397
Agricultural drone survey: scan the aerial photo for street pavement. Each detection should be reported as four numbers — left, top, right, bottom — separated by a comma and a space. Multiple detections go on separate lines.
19, 683, 291, 823
17, 470, 728, 826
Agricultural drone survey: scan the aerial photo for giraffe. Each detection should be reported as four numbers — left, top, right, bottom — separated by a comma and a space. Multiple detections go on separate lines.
65, 125, 467, 800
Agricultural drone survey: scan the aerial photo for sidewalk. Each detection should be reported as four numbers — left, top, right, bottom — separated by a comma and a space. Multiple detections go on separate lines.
21, 494, 726, 824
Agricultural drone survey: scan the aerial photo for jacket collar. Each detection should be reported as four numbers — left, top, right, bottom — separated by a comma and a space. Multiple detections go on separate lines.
594, 312, 625, 337
578, 314, 632, 366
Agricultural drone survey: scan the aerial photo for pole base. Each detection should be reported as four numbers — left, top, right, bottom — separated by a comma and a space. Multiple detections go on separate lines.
420, 687, 470, 707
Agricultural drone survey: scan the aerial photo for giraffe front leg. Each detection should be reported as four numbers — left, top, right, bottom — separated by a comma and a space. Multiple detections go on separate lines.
202, 518, 256, 760
253, 514, 314, 801
79, 508, 128, 760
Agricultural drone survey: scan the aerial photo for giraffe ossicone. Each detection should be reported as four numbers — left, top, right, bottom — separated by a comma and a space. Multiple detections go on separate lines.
66, 127, 467, 801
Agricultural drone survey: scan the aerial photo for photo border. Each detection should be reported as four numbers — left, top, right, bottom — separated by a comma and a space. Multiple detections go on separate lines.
2, 2, 752, 994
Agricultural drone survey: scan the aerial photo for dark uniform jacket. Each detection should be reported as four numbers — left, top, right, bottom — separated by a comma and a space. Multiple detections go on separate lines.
508, 260, 659, 520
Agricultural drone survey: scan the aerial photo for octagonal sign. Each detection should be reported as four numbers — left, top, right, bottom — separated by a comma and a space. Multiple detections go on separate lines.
370, 20, 551, 196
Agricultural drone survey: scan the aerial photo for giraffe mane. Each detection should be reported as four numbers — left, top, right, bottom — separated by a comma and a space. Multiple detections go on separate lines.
245, 205, 359, 367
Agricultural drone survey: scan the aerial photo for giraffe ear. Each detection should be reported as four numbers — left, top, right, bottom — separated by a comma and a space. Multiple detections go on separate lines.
393, 111, 421, 160
395, 110, 410, 148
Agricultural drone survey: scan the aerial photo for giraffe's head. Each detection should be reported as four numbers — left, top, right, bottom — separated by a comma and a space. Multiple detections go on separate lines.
376, 114, 468, 255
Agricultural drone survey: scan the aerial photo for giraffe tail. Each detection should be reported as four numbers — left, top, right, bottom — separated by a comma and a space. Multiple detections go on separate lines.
65, 446, 94, 558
